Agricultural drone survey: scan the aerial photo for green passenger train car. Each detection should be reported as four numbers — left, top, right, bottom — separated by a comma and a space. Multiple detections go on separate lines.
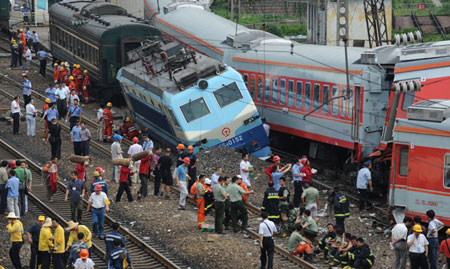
0, 0, 10, 31
49, 0, 162, 103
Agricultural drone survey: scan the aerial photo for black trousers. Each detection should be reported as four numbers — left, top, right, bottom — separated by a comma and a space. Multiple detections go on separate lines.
12, 112, 20, 134
293, 181, 303, 207
18, 52, 23, 66
39, 59, 46, 76
70, 200, 83, 222
335, 216, 346, 232
30, 242, 38, 269
73, 141, 82, 156
358, 189, 372, 210
38, 250, 51, 269
409, 252, 429, 269
0, 184, 7, 214
260, 237, 274, 269
231, 201, 248, 232
224, 200, 232, 228
139, 174, 148, 197
153, 167, 161, 195
214, 201, 225, 233
19, 184, 26, 216
69, 116, 79, 131
116, 182, 133, 202
11, 51, 17, 67
10, 241, 23, 269
56, 99, 66, 119
50, 138, 61, 159
23, 94, 31, 108
188, 168, 197, 191
52, 253, 64, 269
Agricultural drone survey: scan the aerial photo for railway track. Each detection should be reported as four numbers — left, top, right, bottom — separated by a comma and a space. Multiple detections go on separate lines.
0, 138, 186, 269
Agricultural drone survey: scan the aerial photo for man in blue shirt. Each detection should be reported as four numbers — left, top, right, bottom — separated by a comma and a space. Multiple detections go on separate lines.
175, 157, 190, 210
356, 160, 372, 211
91, 171, 108, 194
23, 75, 32, 107
109, 239, 131, 269
43, 103, 59, 122
25, 215, 44, 269
70, 120, 83, 156
142, 134, 153, 151
65, 171, 85, 222
37, 48, 47, 77
104, 223, 125, 258
67, 99, 82, 130
292, 156, 306, 208
6, 170, 20, 218
32, 31, 39, 52
45, 84, 56, 104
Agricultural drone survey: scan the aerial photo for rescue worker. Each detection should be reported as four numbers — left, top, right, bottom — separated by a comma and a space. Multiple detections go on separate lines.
278, 177, 290, 234
82, 70, 90, 103
7, 212, 24, 269
195, 175, 206, 228
123, 117, 139, 140
43, 157, 59, 202
68, 75, 76, 93
317, 223, 337, 259
91, 171, 108, 194
53, 63, 60, 83
300, 158, 313, 185
302, 209, 319, 241
58, 66, 67, 86
75, 65, 83, 96
175, 144, 187, 178
65, 221, 93, 252
137, 151, 151, 200
238, 176, 250, 203
110, 239, 132, 269
288, 225, 315, 262
105, 223, 126, 259
302, 182, 320, 222
96, 104, 104, 141
352, 238, 375, 268
186, 145, 199, 191
440, 228, 450, 267
111, 134, 123, 183
265, 155, 281, 183
204, 178, 214, 215
74, 249, 95, 268
176, 157, 191, 210
116, 164, 134, 203
68, 233, 88, 266
87, 184, 110, 239
37, 217, 53, 269
213, 177, 229, 234
408, 224, 429, 269
333, 187, 350, 232
64, 62, 71, 84
228, 175, 255, 233
26, 215, 44, 269
128, 136, 143, 184
103, 102, 113, 142
52, 219, 65, 269
261, 182, 280, 226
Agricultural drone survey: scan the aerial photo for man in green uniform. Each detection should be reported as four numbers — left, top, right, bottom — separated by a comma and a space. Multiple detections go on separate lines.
227, 175, 254, 233
302, 182, 320, 222
213, 177, 229, 234
302, 209, 319, 240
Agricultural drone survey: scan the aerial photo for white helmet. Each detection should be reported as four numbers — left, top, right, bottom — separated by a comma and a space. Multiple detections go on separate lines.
205, 178, 211, 185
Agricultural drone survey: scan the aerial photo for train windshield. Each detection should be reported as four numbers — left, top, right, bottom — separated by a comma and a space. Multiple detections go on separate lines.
180, 97, 210, 123
213, 82, 243, 108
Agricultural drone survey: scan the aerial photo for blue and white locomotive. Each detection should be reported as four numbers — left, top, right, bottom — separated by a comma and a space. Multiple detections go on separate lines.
117, 39, 270, 157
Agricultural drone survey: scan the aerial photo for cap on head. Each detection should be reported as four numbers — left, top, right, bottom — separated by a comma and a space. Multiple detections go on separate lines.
177, 144, 185, 150
413, 224, 422, 233
6, 212, 18, 219
59, 67, 64, 71
183, 157, 190, 164
73, 64, 77, 67
38, 215, 45, 221
132, 137, 139, 143
80, 249, 89, 258
273, 155, 280, 162
10, 160, 16, 168
113, 134, 122, 141
65, 220, 79, 231
106, 102, 112, 107
364, 160, 371, 166
94, 184, 102, 191
43, 217, 52, 227
187, 145, 194, 150
93, 171, 100, 177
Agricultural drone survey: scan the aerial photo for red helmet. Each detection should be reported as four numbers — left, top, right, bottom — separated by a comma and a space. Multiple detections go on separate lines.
273, 155, 280, 162
94, 184, 102, 191
132, 137, 139, 143
300, 158, 308, 165
10, 160, 16, 168
183, 157, 190, 164
95, 167, 104, 173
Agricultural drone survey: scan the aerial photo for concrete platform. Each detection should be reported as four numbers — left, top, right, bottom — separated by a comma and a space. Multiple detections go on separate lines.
9, 10, 50, 51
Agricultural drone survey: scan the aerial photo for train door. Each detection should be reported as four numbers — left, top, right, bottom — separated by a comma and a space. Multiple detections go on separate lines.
351, 86, 361, 141
389, 144, 409, 207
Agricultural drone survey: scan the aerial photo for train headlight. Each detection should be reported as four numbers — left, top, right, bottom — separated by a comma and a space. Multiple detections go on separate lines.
244, 116, 257, 125
198, 80, 208, 90
194, 139, 208, 147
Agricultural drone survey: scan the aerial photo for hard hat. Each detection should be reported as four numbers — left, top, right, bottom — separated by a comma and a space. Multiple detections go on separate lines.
80, 249, 89, 258
38, 215, 45, 221
93, 171, 100, 177
177, 144, 185, 150
6, 212, 18, 219
273, 155, 280, 162
77, 64, 81, 68
113, 134, 122, 141
413, 224, 423, 233
132, 137, 139, 143
183, 157, 190, 164
73, 64, 77, 67
69, 76, 74, 80
84, 69, 88, 74
65, 62, 70, 67
60, 62, 65, 65
59, 67, 64, 71
125, 117, 131, 122
42, 217, 52, 227
19, 28, 23, 32
94, 184, 102, 191
95, 167, 104, 173
187, 145, 194, 150
205, 178, 211, 185
106, 102, 112, 107
446, 228, 450, 235
10, 160, 16, 168
45, 98, 51, 103
300, 158, 307, 165
53, 63, 58, 67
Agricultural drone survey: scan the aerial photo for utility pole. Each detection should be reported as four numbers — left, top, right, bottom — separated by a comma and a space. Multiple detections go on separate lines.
364, 0, 388, 48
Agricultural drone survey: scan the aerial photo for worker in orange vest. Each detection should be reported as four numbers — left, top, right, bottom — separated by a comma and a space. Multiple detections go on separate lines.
74, 64, 83, 96
103, 102, 113, 142
59, 66, 67, 86
239, 177, 249, 202
123, 117, 138, 140
53, 63, 60, 83
68, 76, 76, 93
72, 64, 77, 77
82, 70, 90, 104
196, 176, 207, 228
19, 29, 27, 50
43, 98, 51, 131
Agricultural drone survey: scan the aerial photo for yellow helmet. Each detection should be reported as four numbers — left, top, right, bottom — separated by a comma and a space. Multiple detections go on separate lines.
45, 98, 51, 103
61, 62, 65, 65
106, 102, 112, 107
125, 117, 131, 122
60, 67, 64, 71
77, 64, 81, 68
83, 70, 88, 74
73, 64, 77, 67
19, 28, 23, 32
69, 76, 74, 80
53, 63, 58, 67
93, 171, 100, 177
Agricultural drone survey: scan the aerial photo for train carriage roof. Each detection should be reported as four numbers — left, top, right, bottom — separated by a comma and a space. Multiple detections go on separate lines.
49, 0, 159, 40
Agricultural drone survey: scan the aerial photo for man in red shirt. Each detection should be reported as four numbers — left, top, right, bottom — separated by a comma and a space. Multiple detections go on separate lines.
116, 165, 134, 202
440, 228, 450, 266
265, 156, 281, 183
82, 70, 90, 104
138, 153, 151, 200
103, 102, 113, 142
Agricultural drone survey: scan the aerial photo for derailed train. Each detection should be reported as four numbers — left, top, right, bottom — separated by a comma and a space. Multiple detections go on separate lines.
117, 39, 270, 157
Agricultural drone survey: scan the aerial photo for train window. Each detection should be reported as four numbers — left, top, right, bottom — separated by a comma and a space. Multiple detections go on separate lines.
399, 147, 409, 177
313, 84, 320, 109
322, 85, 329, 113
296, 81, 303, 108
272, 77, 278, 104
288, 80, 294, 107
180, 97, 210, 123
257, 76, 263, 101
332, 86, 339, 115
250, 75, 256, 98
402, 92, 415, 111
342, 88, 347, 117
214, 82, 243, 108
280, 79, 286, 105
444, 155, 450, 188
305, 83, 311, 110
168, 109, 180, 128
348, 88, 353, 118
264, 77, 270, 102
243, 74, 248, 88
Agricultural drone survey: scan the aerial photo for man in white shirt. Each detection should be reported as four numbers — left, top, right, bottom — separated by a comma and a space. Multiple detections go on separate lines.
239, 153, 254, 187
262, 118, 270, 138
111, 135, 123, 183
55, 83, 69, 119
408, 224, 429, 269
96, 105, 104, 141
86, 184, 109, 239
25, 98, 36, 136
259, 212, 276, 269
11, 96, 21, 135
68, 90, 80, 108
25, 47, 32, 70
128, 137, 143, 184
426, 209, 444, 269
392, 216, 411, 269
210, 167, 222, 188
